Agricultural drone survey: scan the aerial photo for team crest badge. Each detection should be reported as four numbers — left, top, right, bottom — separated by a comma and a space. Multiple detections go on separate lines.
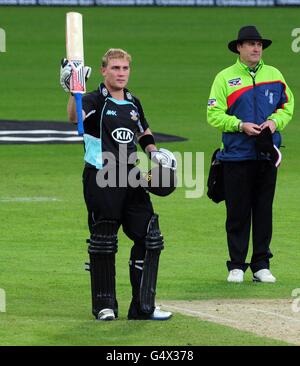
143, 172, 152, 182
102, 87, 108, 97
130, 110, 139, 121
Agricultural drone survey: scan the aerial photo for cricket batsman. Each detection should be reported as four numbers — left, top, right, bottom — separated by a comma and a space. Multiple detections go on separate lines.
60, 48, 176, 321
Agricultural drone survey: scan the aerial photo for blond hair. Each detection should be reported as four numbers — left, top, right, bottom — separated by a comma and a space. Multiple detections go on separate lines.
101, 48, 132, 67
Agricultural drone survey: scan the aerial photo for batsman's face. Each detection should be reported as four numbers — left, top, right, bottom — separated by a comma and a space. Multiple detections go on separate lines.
101, 58, 130, 91
237, 40, 263, 67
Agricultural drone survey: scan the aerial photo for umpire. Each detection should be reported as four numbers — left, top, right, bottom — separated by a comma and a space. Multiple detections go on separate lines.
60, 48, 175, 320
207, 26, 294, 283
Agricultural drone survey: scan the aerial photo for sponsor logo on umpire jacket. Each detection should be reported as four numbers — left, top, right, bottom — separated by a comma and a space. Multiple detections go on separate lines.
208, 98, 217, 107
112, 128, 134, 144
228, 77, 242, 87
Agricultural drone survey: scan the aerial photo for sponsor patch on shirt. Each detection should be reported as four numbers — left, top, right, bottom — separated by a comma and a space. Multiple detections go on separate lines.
265, 89, 274, 105
208, 98, 217, 107
106, 109, 117, 116
228, 77, 242, 87
111, 128, 134, 144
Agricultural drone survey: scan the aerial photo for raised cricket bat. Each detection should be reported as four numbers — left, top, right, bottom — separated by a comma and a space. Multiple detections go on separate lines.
66, 12, 85, 136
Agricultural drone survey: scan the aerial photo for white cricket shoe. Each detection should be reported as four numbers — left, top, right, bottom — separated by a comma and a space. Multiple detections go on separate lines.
253, 269, 276, 283
227, 269, 244, 283
149, 306, 172, 320
97, 308, 115, 321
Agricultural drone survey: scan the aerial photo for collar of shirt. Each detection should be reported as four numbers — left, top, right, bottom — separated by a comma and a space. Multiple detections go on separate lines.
236, 58, 264, 76
98, 82, 133, 102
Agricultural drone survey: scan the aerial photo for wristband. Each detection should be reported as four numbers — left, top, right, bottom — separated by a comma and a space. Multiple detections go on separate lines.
139, 134, 155, 152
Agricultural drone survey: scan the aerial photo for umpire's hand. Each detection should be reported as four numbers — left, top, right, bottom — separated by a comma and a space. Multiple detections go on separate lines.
240, 122, 262, 136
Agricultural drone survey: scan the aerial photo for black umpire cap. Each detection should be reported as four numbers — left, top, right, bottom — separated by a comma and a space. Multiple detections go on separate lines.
228, 25, 272, 54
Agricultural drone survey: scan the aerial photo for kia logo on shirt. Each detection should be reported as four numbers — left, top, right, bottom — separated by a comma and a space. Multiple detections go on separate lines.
111, 128, 134, 144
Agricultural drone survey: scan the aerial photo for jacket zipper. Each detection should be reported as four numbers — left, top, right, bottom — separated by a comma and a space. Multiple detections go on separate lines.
250, 71, 257, 123
249, 70, 260, 160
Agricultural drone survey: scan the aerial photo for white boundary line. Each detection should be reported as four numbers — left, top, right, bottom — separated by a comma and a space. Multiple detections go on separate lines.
0, 197, 61, 202
0, 130, 78, 135
0, 136, 83, 142
0, 317, 91, 324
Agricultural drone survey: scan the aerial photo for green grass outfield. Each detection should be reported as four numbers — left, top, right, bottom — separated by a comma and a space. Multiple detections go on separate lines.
0, 6, 300, 346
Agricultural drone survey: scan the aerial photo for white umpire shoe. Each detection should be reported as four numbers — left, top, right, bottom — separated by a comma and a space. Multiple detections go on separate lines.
97, 308, 115, 321
149, 306, 172, 321
227, 269, 244, 283
253, 269, 276, 283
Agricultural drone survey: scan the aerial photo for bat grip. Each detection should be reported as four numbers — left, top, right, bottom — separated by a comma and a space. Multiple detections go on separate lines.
74, 93, 84, 136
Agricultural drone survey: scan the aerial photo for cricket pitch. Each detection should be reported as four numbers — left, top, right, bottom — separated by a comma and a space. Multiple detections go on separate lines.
160, 299, 300, 345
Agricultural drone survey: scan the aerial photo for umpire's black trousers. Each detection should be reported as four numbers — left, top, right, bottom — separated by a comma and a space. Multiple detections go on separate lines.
223, 160, 277, 273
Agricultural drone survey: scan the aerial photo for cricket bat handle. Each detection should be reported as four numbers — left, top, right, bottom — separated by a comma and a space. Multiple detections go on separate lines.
74, 93, 84, 136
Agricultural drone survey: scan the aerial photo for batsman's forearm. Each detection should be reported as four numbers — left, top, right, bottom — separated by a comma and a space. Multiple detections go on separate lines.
67, 95, 78, 123
138, 128, 157, 154
145, 144, 157, 155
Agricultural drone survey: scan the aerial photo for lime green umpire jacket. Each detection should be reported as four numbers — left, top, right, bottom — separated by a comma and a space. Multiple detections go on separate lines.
207, 58, 294, 161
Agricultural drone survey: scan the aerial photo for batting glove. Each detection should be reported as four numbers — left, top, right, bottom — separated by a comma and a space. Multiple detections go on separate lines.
150, 148, 177, 170
60, 58, 92, 93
